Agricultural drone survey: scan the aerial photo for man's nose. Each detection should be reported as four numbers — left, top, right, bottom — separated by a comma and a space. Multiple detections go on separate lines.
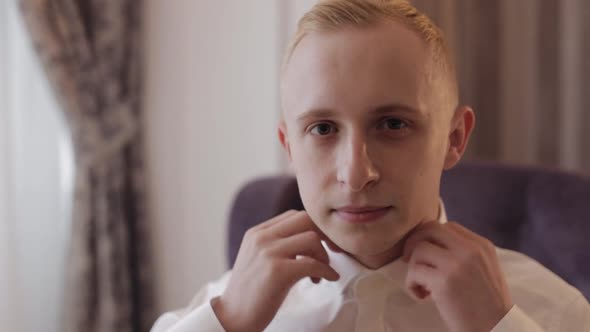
336, 136, 380, 192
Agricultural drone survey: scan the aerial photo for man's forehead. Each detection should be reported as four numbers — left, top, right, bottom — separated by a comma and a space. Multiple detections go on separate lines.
281, 21, 431, 120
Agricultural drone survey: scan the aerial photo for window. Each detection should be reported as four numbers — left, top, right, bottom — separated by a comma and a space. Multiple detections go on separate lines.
0, 0, 73, 331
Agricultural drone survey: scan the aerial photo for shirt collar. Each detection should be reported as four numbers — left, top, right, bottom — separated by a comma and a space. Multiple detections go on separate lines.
323, 199, 448, 293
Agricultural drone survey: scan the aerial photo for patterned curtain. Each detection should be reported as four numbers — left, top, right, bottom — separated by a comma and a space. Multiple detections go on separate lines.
18, 0, 155, 331
412, 0, 590, 175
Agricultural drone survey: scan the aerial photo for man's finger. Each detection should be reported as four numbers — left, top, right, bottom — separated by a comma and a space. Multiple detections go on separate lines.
446, 221, 495, 254
269, 211, 344, 251
263, 210, 345, 256
251, 209, 300, 232
408, 240, 453, 269
405, 261, 439, 301
274, 230, 330, 265
402, 222, 457, 262
288, 256, 340, 284
269, 211, 316, 238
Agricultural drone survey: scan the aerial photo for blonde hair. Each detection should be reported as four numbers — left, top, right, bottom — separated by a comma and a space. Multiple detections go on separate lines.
282, 0, 458, 105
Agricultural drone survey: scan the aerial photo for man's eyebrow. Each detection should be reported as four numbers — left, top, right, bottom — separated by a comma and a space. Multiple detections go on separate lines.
296, 103, 421, 124
296, 109, 337, 124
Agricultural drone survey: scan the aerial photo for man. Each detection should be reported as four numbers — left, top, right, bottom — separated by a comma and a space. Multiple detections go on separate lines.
152, 0, 590, 331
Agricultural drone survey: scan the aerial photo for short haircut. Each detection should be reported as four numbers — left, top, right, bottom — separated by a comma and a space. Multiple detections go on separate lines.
282, 0, 458, 108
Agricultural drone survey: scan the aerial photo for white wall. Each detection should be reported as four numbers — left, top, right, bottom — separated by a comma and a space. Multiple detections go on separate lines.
144, 1, 297, 313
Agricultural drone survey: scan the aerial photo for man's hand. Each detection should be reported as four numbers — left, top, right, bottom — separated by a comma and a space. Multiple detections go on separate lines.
212, 210, 340, 332
402, 221, 513, 332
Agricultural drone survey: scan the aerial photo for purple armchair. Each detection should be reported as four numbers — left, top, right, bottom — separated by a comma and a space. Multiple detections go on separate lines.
227, 162, 590, 299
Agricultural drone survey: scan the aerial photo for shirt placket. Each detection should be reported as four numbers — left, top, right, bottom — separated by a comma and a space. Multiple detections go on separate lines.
353, 273, 395, 332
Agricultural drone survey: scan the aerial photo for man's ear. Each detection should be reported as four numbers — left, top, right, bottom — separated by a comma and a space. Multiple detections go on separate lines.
278, 121, 293, 162
444, 106, 475, 170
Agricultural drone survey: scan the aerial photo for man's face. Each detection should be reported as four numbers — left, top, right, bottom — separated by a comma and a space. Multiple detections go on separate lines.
279, 21, 458, 265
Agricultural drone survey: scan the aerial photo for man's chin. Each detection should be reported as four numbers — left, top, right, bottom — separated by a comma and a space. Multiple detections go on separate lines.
330, 233, 403, 261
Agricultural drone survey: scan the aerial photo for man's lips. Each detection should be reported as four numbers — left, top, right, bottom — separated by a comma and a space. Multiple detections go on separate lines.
332, 206, 392, 223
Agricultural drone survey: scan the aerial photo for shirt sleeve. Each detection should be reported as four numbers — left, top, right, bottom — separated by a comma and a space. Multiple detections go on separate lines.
490, 305, 545, 332
150, 271, 232, 332
150, 299, 226, 332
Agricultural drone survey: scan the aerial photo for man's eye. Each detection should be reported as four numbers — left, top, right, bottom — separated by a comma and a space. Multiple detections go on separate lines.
310, 123, 335, 136
381, 118, 407, 130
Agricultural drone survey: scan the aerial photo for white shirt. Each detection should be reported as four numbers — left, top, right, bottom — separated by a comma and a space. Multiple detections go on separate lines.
151, 204, 590, 331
